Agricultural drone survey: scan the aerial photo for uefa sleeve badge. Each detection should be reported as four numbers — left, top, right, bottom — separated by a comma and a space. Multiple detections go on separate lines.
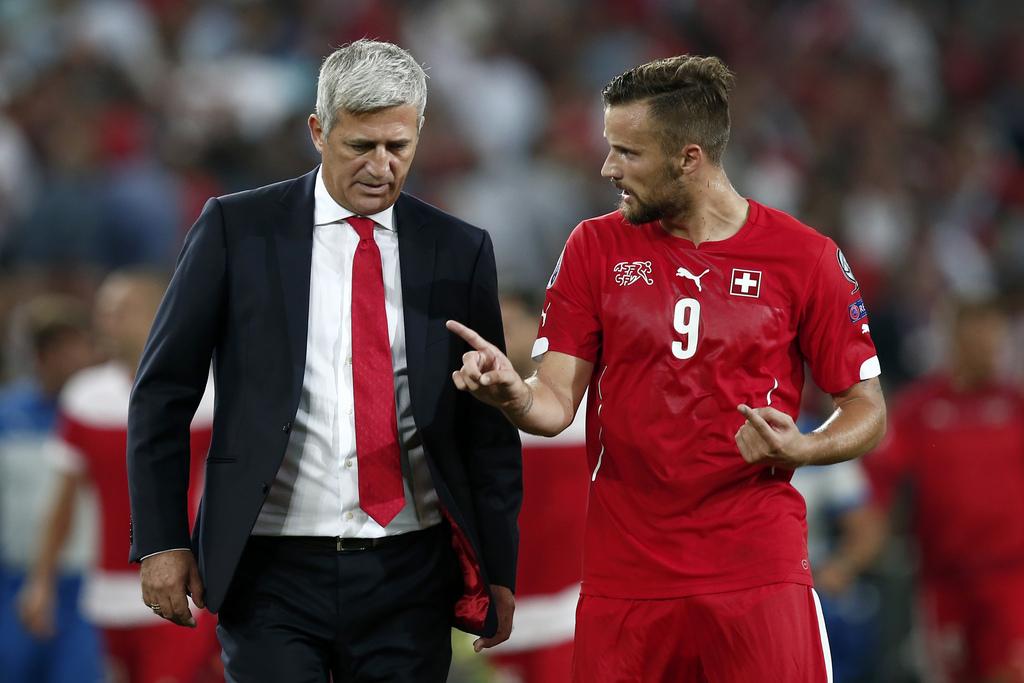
837, 248, 860, 295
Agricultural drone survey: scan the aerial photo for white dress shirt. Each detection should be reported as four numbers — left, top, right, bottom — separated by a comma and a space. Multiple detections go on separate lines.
252, 167, 441, 537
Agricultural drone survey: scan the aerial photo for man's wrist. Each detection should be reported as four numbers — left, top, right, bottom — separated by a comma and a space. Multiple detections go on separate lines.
503, 381, 534, 420
790, 432, 820, 467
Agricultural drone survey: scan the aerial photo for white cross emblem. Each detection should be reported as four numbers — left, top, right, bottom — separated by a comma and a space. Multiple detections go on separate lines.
675, 267, 711, 292
729, 268, 762, 298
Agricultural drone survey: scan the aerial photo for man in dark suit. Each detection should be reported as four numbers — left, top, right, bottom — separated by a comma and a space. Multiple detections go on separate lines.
126, 39, 521, 682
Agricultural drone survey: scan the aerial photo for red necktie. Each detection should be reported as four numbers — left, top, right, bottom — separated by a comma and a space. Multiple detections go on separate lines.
348, 216, 405, 526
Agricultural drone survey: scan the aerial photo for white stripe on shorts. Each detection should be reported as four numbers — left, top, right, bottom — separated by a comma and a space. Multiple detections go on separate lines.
811, 588, 834, 683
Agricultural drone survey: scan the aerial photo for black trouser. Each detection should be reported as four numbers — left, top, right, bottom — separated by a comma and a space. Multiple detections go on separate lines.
217, 524, 459, 683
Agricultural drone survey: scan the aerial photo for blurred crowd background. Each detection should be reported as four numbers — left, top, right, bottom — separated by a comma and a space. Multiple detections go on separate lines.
1, 0, 1022, 681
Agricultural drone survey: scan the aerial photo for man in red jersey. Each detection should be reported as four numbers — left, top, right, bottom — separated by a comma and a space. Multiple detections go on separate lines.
864, 300, 1024, 683
446, 54, 886, 681
19, 272, 220, 683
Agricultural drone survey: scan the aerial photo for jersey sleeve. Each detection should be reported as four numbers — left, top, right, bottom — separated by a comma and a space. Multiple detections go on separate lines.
797, 240, 881, 394
532, 222, 602, 362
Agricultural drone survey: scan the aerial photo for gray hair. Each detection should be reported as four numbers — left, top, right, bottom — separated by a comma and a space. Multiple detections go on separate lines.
315, 39, 427, 136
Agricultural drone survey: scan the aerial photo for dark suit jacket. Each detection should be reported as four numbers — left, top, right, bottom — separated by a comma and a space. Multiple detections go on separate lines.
126, 168, 522, 637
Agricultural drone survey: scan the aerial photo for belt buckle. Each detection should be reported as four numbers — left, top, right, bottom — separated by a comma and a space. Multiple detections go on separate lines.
336, 537, 373, 552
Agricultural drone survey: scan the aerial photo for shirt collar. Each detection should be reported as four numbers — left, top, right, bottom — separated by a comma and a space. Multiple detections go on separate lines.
313, 165, 396, 232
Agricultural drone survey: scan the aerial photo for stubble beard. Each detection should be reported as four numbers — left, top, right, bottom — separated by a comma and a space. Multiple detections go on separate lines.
619, 181, 691, 226
618, 161, 690, 225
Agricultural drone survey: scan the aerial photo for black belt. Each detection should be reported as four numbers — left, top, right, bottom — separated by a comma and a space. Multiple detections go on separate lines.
250, 526, 437, 553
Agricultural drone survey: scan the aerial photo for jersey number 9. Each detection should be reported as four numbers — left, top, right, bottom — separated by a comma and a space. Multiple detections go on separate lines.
672, 298, 701, 360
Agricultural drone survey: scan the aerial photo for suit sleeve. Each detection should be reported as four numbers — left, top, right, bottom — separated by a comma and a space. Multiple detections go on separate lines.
127, 198, 226, 562
460, 231, 523, 590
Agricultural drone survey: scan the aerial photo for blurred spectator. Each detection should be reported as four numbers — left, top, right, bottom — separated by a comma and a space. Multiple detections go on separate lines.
18, 272, 220, 683
864, 299, 1024, 683
486, 290, 589, 683
0, 294, 100, 683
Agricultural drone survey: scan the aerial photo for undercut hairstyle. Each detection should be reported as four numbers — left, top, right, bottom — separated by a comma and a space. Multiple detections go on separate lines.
602, 55, 735, 164
315, 39, 428, 136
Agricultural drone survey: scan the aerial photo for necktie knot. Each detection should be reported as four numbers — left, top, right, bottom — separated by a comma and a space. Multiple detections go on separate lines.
348, 216, 376, 241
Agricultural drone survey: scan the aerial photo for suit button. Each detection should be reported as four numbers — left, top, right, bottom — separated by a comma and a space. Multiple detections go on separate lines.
261, 483, 269, 495
282, 421, 292, 433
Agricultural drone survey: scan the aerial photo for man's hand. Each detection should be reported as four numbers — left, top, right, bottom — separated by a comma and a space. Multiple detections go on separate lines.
734, 404, 809, 467
473, 584, 515, 652
446, 321, 531, 417
18, 576, 56, 638
139, 549, 204, 628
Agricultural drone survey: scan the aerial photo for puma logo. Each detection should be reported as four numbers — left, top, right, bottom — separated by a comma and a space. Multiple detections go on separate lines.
675, 267, 711, 292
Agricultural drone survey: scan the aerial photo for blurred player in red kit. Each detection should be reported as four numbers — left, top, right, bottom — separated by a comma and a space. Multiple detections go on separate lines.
447, 54, 887, 681
486, 291, 589, 683
864, 300, 1024, 683
19, 272, 221, 683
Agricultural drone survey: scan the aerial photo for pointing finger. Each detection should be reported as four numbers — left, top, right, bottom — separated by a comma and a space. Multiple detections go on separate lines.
737, 404, 777, 442
446, 320, 496, 353
755, 406, 792, 429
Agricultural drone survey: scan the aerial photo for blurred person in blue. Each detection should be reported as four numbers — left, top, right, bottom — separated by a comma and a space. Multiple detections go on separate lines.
126, 39, 521, 683
0, 294, 101, 683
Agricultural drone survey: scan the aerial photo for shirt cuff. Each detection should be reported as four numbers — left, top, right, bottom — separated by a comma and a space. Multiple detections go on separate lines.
140, 548, 190, 561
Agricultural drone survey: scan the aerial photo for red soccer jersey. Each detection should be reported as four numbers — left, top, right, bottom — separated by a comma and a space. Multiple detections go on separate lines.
535, 200, 880, 599
51, 362, 213, 625
864, 376, 1024, 577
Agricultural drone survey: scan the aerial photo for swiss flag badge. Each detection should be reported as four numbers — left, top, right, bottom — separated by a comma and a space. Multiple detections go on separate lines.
730, 268, 762, 298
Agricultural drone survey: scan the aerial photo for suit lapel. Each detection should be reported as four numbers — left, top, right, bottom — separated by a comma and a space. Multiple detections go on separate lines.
396, 194, 435, 419
274, 169, 317, 398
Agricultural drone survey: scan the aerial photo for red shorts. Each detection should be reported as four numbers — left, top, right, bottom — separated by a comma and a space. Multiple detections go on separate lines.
573, 583, 831, 683
103, 611, 221, 683
919, 571, 1024, 683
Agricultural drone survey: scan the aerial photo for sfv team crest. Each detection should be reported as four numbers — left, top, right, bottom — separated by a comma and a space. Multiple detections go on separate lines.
614, 261, 654, 286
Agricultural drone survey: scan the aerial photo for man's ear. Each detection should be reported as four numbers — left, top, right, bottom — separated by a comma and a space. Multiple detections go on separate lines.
308, 114, 324, 153
679, 143, 703, 175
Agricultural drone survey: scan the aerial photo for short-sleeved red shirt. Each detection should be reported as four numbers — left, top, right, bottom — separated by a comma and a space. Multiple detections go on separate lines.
865, 376, 1024, 577
534, 200, 880, 598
